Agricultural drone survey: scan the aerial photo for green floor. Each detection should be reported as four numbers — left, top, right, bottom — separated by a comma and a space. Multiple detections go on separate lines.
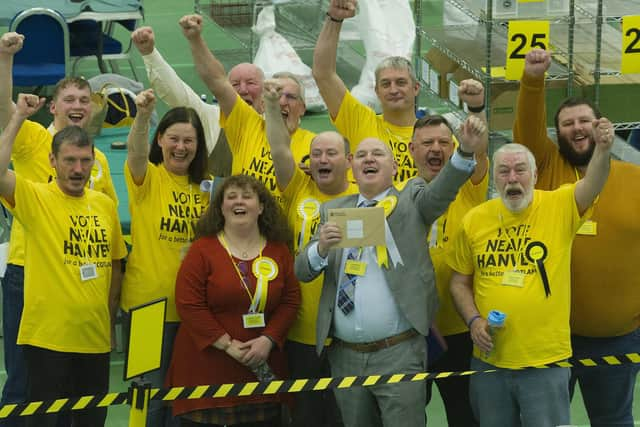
0, 0, 639, 425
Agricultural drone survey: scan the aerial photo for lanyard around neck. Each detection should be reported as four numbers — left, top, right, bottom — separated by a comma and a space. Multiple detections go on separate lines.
218, 232, 267, 312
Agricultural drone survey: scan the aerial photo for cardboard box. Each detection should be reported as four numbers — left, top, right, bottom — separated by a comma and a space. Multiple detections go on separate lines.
448, 68, 568, 131
447, 68, 519, 130
423, 48, 459, 99
461, 0, 569, 19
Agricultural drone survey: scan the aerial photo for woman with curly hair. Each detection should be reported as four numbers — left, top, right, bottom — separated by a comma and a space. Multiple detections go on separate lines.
168, 174, 301, 427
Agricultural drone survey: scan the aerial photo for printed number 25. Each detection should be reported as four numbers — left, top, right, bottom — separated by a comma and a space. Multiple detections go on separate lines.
509, 33, 547, 59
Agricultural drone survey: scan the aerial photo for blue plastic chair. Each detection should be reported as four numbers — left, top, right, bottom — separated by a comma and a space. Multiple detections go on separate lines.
69, 19, 139, 80
8, 8, 69, 87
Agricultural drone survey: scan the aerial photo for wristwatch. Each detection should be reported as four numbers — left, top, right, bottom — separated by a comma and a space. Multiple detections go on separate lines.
457, 146, 475, 159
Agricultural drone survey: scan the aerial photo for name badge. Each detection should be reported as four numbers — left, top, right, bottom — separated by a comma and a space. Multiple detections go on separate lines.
502, 271, 525, 287
577, 220, 597, 236
243, 312, 266, 329
80, 263, 98, 281
345, 259, 367, 276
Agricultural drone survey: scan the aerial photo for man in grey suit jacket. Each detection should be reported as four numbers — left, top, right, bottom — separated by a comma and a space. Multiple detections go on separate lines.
294, 118, 485, 427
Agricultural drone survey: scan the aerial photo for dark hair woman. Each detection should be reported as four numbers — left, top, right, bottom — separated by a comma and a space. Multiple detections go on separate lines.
121, 89, 209, 427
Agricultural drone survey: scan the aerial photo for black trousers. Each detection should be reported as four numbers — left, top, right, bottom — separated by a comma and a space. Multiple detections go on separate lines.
180, 419, 277, 427
285, 340, 343, 427
426, 332, 479, 427
23, 345, 109, 427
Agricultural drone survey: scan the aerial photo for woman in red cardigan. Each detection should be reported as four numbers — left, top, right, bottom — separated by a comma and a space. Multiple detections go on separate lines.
167, 174, 301, 426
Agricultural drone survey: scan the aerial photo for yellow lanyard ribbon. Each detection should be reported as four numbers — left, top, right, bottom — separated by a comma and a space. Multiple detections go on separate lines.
219, 233, 276, 313
376, 195, 401, 268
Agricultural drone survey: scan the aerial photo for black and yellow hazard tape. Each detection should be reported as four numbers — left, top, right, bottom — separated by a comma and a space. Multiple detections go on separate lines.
1, 352, 638, 418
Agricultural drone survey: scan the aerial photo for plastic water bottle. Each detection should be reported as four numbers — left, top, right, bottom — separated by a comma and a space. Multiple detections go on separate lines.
485, 310, 506, 357
251, 363, 276, 382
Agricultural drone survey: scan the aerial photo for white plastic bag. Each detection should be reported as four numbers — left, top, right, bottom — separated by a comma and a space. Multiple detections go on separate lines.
350, 0, 416, 113
0, 207, 11, 278
0, 242, 9, 278
253, 6, 327, 112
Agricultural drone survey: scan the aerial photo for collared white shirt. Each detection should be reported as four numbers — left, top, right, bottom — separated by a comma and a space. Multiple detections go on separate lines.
310, 188, 412, 342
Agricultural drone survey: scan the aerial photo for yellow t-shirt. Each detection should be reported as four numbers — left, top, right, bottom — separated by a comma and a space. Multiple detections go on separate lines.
447, 184, 588, 368
3, 175, 127, 353
429, 174, 488, 336
333, 91, 416, 183
281, 167, 357, 345
8, 120, 118, 266
222, 95, 315, 204
121, 162, 209, 322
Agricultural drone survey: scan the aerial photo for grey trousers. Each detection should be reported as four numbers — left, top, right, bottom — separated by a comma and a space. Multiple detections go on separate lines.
327, 335, 427, 427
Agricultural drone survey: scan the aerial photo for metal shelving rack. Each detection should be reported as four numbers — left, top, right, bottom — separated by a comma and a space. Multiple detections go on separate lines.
193, 0, 365, 87
415, 0, 640, 134
575, 0, 640, 131
414, 0, 573, 132
193, 1, 325, 60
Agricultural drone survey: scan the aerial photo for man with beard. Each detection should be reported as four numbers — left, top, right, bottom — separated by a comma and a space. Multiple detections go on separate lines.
449, 136, 612, 426
513, 48, 640, 427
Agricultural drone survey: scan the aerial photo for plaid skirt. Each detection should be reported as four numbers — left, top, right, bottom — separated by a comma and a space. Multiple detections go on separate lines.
182, 402, 281, 425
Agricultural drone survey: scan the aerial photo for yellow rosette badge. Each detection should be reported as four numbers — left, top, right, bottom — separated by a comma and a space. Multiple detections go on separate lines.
378, 195, 397, 217
297, 198, 320, 249
251, 257, 279, 312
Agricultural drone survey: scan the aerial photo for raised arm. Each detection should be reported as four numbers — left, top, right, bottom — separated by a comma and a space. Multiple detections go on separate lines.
450, 271, 493, 354
513, 49, 554, 167
574, 118, 613, 215
264, 80, 296, 189
0, 32, 23, 128
0, 94, 45, 203
180, 14, 238, 116
312, 0, 356, 119
126, 89, 156, 184
459, 79, 489, 184
132, 26, 221, 154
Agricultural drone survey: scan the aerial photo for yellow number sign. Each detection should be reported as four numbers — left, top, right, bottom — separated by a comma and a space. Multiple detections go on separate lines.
621, 16, 640, 74
506, 20, 550, 81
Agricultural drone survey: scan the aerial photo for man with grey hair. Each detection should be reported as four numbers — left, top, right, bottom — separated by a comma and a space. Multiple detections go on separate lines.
313, 0, 421, 183
132, 25, 266, 176
448, 132, 613, 426
175, 15, 315, 203
515, 48, 640, 427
